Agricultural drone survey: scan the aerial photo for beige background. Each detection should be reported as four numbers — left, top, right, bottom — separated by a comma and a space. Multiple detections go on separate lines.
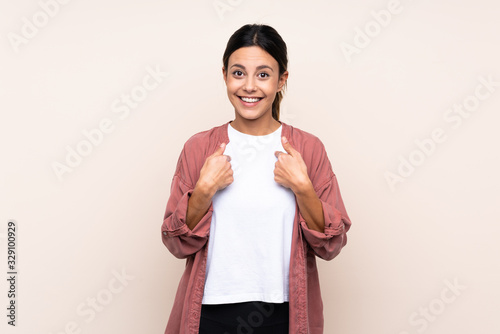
1, 0, 499, 333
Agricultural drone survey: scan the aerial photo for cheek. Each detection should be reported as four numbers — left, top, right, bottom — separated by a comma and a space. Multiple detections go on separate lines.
262, 82, 278, 97
226, 78, 240, 93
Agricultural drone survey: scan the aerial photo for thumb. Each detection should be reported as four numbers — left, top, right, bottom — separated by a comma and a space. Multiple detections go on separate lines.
281, 136, 294, 155
213, 142, 226, 156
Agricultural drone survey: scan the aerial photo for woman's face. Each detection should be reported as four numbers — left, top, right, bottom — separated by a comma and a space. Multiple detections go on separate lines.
223, 46, 288, 122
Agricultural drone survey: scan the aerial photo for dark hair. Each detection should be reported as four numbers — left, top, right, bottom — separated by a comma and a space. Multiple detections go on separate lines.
223, 24, 288, 121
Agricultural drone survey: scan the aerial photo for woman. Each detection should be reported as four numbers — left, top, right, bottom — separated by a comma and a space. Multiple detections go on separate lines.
161, 23, 352, 334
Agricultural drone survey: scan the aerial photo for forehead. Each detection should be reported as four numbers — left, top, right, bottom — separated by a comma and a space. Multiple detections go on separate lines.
228, 46, 278, 68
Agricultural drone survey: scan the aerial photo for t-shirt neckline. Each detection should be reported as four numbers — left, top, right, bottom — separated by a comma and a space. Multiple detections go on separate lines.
228, 121, 282, 138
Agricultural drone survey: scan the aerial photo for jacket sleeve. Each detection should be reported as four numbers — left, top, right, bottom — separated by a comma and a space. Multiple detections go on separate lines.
161, 146, 213, 259
298, 139, 352, 261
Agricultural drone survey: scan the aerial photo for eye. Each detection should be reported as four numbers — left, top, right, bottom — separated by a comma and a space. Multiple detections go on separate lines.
258, 72, 270, 78
232, 70, 244, 77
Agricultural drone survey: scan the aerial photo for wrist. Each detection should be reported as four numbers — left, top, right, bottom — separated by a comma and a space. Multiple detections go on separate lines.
293, 178, 314, 196
194, 180, 216, 199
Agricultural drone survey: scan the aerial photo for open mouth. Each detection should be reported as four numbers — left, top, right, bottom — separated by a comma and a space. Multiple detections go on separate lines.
238, 96, 263, 104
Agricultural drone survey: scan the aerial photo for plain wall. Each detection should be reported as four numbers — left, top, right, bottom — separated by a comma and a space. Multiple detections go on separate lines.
1, 0, 499, 333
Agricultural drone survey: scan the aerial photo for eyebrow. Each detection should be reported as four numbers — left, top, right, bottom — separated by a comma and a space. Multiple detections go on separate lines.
230, 63, 274, 72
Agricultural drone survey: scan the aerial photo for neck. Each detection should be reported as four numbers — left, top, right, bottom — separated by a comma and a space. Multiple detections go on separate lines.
230, 115, 281, 136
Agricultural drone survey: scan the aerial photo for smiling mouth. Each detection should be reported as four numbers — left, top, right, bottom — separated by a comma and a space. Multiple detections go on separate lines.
238, 96, 263, 103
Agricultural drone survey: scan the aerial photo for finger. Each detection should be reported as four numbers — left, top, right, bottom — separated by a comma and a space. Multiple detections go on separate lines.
274, 151, 282, 159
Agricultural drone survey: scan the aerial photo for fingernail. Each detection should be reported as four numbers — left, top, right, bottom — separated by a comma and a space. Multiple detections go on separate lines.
220, 142, 224, 147
282, 136, 288, 143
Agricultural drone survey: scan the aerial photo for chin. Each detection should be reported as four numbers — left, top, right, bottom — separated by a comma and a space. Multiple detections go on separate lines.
235, 112, 260, 120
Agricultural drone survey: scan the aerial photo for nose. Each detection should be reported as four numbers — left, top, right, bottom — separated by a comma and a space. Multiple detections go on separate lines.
243, 77, 256, 92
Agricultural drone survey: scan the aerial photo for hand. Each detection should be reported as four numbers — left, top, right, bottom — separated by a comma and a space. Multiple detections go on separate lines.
196, 143, 233, 197
274, 136, 310, 193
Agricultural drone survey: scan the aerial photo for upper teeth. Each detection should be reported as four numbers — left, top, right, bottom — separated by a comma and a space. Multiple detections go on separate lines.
241, 97, 261, 103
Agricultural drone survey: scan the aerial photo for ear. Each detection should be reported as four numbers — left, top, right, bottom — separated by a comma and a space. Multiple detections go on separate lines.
222, 66, 227, 85
278, 70, 289, 91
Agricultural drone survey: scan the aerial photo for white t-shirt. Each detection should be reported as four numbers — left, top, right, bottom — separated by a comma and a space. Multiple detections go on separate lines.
201, 122, 297, 305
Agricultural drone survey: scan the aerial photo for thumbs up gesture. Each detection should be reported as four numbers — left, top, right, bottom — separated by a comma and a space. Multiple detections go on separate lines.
274, 136, 310, 193
196, 142, 234, 197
